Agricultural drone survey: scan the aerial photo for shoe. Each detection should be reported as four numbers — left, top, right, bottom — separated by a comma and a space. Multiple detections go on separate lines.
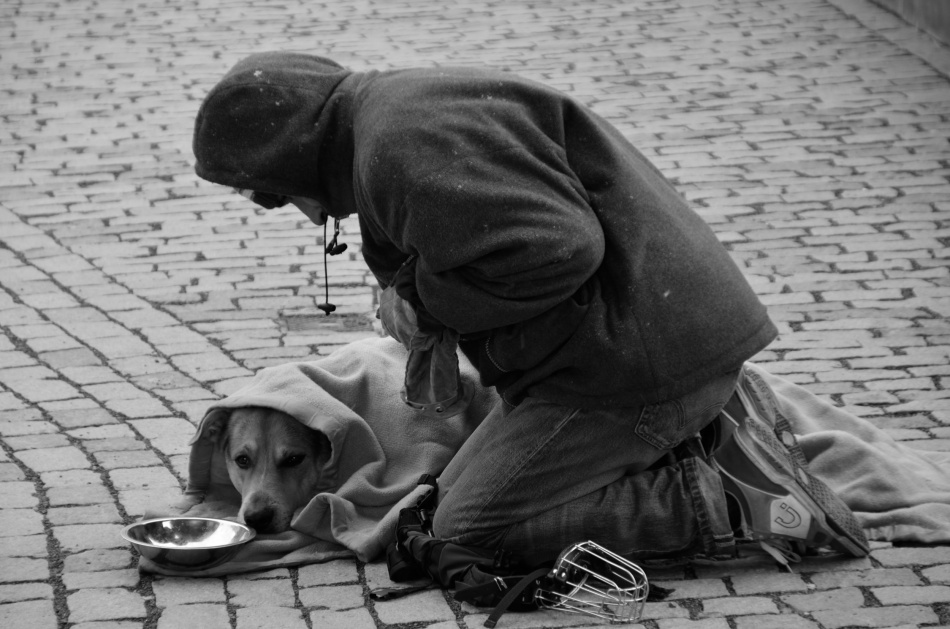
701, 366, 808, 468
712, 413, 869, 557
732, 366, 809, 468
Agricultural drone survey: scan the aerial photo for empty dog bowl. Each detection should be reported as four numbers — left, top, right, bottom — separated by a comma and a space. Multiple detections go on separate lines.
121, 517, 256, 571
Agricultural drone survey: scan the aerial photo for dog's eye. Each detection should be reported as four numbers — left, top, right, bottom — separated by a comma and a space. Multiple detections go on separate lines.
234, 454, 251, 469
283, 454, 305, 468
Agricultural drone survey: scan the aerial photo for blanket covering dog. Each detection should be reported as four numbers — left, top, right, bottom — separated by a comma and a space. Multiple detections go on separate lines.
139, 338, 950, 576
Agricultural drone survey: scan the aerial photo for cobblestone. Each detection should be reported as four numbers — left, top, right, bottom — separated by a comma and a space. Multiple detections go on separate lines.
781, 587, 865, 612
0, 599, 58, 629
66, 588, 147, 624
152, 576, 227, 606
2, 0, 950, 627
811, 605, 939, 628
700, 596, 779, 617
157, 604, 231, 629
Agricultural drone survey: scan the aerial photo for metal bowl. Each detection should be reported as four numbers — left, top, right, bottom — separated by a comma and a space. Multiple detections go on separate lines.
121, 517, 256, 571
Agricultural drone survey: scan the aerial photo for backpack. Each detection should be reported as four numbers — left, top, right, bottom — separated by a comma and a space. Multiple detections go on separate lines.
370, 475, 671, 628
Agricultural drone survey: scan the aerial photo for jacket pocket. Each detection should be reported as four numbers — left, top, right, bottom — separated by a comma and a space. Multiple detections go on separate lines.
634, 371, 737, 451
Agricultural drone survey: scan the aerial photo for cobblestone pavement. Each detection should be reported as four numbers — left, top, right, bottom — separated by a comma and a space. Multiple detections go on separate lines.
1, 0, 949, 627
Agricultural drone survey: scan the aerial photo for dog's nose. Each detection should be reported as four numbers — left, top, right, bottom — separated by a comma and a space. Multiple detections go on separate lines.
243, 506, 275, 532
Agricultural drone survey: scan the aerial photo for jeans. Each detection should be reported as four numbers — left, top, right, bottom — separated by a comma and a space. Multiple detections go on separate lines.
432, 371, 738, 564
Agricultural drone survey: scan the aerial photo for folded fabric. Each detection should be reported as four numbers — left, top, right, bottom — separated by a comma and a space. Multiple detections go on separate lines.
746, 363, 950, 544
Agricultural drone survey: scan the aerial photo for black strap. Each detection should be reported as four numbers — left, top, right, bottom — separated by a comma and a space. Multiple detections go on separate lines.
482, 568, 549, 628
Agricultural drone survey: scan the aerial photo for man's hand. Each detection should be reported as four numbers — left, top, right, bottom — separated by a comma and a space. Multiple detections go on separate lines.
378, 285, 424, 350
377, 285, 463, 412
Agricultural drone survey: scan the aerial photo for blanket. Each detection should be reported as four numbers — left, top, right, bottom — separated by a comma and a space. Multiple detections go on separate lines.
139, 342, 950, 576
746, 364, 950, 544
140, 337, 498, 576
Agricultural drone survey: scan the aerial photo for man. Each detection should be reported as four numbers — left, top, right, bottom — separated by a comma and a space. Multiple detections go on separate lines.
193, 51, 868, 564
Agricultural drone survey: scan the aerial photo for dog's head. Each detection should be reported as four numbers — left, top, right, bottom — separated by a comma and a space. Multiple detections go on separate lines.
204, 406, 332, 534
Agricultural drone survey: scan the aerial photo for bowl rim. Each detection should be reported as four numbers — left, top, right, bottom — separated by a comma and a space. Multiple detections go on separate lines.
120, 516, 257, 549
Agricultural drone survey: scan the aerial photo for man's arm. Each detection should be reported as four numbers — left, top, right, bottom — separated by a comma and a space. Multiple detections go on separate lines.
399, 145, 605, 335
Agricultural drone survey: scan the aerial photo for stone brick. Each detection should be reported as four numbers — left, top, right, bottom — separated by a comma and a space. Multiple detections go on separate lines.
152, 577, 227, 606
656, 620, 733, 629
0, 420, 59, 437
101, 397, 171, 418
872, 584, 950, 604
0, 534, 47, 558
921, 564, 950, 583
5, 433, 70, 450
51, 407, 118, 429
227, 578, 296, 607
0, 508, 45, 538
0, 558, 49, 583
733, 615, 819, 629
701, 596, 779, 617
781, 587, 864, 612
158, 604, 230, 629
40, 468, 105, 489
809, 568, 922, 590
62, 549, 132, 573
0, 463, 25, 481
116, 487, 186, 519
0, 481, 39, 508
62, 569, 139, 590
811, 605, 938, 628
54, 523, 127, 552
46, 483, 114, 506
107, 466, 179, 491
0, 582, 54, 603
16, 446, 90, 472
236, 606, 308, 629
66, 588, 146, 623
664, 579, 731, 600
93, 449, 165, 470
309, 608, 375, 629
0, 599, 58, 629
873, 546, 950, 567
640, 601, 692, 621
67, 424, 136, 442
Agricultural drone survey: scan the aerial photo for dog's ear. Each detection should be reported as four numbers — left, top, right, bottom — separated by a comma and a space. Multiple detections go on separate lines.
190, 409, 230, 446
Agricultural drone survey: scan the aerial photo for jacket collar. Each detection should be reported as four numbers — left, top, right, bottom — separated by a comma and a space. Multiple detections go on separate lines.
314, 73, 361, 220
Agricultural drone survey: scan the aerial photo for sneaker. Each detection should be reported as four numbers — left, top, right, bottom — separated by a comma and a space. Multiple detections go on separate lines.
731, 366, 809, 468
699, 366, 808, 468
712, 413, 869, 557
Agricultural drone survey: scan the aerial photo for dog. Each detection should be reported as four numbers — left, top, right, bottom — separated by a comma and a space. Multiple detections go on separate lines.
203, 406, 332, 534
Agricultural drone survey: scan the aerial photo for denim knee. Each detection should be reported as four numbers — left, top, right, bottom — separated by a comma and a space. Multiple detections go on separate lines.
432, 496, 508, 549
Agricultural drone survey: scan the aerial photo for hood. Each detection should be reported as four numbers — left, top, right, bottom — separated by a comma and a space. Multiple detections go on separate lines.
193, 51, 359, 216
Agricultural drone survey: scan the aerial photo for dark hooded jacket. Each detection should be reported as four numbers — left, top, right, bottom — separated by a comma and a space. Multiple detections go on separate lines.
194, 52, 777, 408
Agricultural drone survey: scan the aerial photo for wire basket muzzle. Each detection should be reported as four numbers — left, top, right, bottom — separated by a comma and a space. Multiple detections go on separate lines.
535, 540, 649, 623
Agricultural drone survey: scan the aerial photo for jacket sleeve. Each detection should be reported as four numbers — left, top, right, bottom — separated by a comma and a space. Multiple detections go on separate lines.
399, 145, 605, 335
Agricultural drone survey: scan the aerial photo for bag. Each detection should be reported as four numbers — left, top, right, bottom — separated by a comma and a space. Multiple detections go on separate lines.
371, 475, 671, 628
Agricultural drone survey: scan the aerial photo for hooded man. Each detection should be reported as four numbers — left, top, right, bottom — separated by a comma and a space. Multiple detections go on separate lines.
193, 52, 868, 565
